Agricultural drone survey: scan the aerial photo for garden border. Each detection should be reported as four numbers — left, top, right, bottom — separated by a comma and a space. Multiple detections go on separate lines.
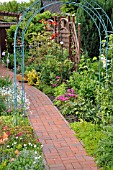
13, 0, 113, 113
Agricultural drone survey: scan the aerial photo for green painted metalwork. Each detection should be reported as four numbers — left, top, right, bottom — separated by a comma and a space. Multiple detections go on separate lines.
13, 0, 113, 115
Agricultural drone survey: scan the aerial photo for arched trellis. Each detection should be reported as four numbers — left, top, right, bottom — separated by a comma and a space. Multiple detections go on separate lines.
13, 0, 113, 117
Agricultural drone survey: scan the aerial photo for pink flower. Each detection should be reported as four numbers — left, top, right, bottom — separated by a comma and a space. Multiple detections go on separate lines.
56, 76, 60, 79
7, 109, 11, 113
65, 93, 75, 97
57, 95, 69, 101
75, 94, 78, 98
56, 79, 59, 82
67, 88, 75, 93
52, 84, 57, 87
37, 139, 41, 143
3, 126, 8, 130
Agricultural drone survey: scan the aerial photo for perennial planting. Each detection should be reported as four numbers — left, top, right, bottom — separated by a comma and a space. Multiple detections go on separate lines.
0, 76, 45, 169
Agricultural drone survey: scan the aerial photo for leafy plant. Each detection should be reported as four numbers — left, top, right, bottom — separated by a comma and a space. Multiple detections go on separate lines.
0, 95, 6, 115
70, 121, 105, 156
95, 125, 113, 170
0, 76, 12, 88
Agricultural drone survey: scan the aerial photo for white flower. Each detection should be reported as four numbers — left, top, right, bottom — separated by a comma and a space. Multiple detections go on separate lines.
41, 145, 44, 148
34, 145, 37, 148
13, 142, 17, 145
38, 156, 41, 159
60, 41, 64, 45
24, 144, 27, 147
28, 143, 31, 146
16, 136, 18, 139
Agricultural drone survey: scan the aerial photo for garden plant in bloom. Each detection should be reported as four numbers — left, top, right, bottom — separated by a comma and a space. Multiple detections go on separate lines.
0, 83, 30, 113
0, 76, 45, 169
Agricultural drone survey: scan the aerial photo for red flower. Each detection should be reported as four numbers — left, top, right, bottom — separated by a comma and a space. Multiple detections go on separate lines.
48, 21, 52, 25
17, 132, 23, 137
52, 21, 57, 26
39, 20, 43, 23
6, 131, 10, 136
50, 32, 58, 40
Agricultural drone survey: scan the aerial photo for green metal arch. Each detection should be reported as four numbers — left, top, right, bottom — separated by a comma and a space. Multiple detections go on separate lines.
13, 0, 113, 113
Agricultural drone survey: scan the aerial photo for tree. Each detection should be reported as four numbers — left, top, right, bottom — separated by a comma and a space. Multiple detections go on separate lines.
61, 0, 113, 57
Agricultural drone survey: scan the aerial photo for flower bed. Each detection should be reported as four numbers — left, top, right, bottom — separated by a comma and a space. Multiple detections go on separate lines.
0, 76, 45, 170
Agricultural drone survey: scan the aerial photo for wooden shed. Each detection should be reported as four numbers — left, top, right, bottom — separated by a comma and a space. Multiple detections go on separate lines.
0, 11, 19, 59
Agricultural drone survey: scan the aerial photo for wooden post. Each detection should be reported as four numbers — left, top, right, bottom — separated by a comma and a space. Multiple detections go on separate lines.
78, 23, 81, 56
57, 16, 60, 44
72, 15, 75, 23
68, 15, 72, 60
54, 16, 57, 42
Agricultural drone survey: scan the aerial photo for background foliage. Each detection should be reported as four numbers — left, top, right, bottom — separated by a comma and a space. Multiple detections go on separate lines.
61, 0, 113, 57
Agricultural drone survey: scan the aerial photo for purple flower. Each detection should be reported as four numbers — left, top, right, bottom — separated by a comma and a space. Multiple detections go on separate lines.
52, 84, 57, 87
71, 88, 75, 93
65, 93, 75, 97
57, 95, 69, 101
67, 88, 75, 93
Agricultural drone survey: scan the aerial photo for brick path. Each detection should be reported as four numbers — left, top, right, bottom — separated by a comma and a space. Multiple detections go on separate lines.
0, 63, 99, 170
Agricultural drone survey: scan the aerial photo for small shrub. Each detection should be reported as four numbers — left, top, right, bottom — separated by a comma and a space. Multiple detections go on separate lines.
95, 125, 113, 170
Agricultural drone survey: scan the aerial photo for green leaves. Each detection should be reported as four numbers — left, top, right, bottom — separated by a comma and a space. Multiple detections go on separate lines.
70, 121, 104, 156
95, 125, 113, 169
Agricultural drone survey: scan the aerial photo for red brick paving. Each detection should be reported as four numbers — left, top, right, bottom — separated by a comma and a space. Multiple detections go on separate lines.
0, 63, 99, 170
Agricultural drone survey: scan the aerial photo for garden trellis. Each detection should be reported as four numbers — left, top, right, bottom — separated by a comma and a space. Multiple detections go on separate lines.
13, 0, 113, 114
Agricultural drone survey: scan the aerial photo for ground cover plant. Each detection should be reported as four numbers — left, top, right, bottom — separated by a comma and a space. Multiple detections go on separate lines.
0, 76, 45, 170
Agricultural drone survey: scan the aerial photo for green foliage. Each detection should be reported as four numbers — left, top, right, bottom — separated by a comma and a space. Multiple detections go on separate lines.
0, 76, 11, 88
6, 149, 44, 170
61, 0, 113, 57
54, 53, 113, 124
70, 121, 104, 156
0, 0, 36, 14
95, 125, 113, 170
54, 83, 67, 97
39, 84, 54, 96
27, 31, 73, 92
0, 95, 6, 113
0, 76, 12, 114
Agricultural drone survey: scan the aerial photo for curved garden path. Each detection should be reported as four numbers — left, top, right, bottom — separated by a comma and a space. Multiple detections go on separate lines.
0, 63, 99, 170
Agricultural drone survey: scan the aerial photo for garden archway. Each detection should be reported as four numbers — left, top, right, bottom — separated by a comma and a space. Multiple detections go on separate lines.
13, 0, 113, 112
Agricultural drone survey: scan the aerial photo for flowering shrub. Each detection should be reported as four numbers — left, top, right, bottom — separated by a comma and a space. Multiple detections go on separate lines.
0, 84, 30, 114
0, 116, 45, 170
